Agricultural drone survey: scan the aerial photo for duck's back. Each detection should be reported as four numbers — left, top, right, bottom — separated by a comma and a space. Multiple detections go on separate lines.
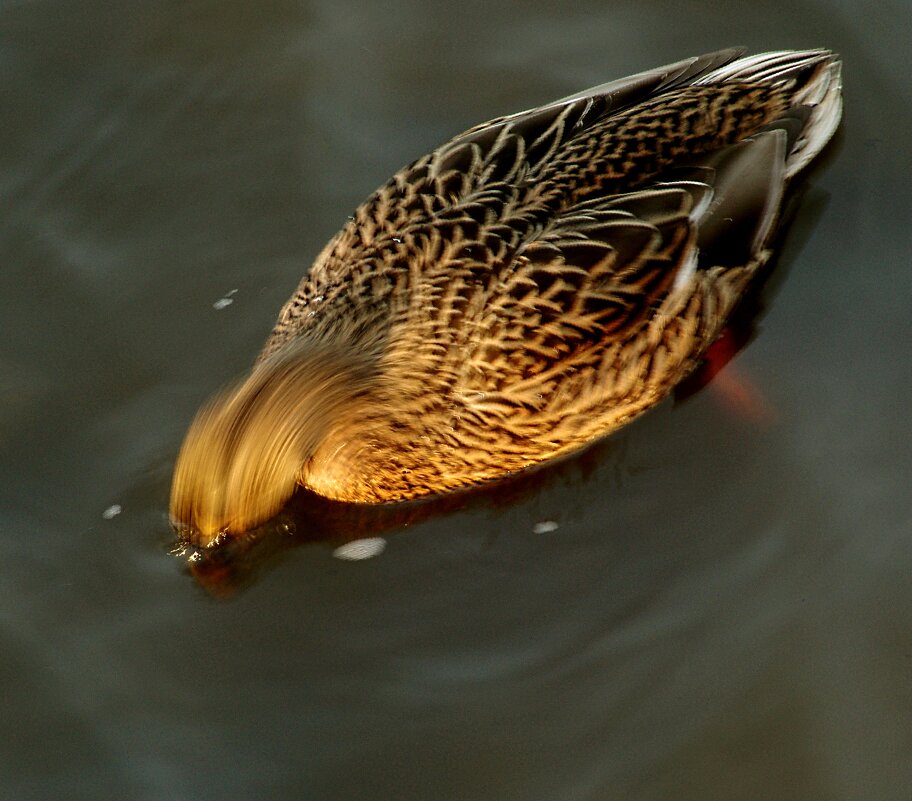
262, 51, 833, 443
267, 48, 842, 500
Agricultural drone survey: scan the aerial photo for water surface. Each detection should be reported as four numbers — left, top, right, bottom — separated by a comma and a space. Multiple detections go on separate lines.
2, 2, 911, 799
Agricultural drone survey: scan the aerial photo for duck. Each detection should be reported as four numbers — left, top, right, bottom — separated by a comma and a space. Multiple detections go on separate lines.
171, 48, 842, 548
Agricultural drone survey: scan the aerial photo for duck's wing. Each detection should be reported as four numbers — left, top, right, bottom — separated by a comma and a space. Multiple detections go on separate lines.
454, 126, 792, 410
270, 50, 838, 364
306, 49, 746, 284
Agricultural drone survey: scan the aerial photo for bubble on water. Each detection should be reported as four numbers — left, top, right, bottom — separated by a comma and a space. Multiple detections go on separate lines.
332, 537, 387, 561
532, 520, 559, 534
102, 504, 122, 520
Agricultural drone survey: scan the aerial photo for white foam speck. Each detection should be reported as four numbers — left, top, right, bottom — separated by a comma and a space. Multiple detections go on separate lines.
213, 289, 239, 310
102, 504, 122, 520
332, 537, 387, 561
533, 520, 559, 534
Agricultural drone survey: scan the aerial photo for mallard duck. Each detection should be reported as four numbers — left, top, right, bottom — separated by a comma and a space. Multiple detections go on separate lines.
171, 48, 842, 547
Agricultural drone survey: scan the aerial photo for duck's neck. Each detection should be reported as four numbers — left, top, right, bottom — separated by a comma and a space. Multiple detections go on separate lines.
170, 339, 377, 546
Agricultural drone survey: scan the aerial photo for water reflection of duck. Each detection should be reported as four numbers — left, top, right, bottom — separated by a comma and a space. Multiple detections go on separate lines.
171, 48, 842, 548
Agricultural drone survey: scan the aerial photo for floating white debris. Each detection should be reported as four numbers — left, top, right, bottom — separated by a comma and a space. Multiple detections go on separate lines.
213, 289, 239, 310
102, 504, 122, 520
332, 537, 387, 561
532, 520, 559, 534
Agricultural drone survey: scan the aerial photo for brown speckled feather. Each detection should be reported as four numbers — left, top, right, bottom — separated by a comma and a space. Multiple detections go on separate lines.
172, 48, 842, 546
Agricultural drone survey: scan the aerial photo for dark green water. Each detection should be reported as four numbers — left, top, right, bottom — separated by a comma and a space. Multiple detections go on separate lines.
2, 2, 911, 799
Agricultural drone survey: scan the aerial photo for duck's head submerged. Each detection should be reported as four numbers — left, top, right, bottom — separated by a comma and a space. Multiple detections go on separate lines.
170, 342, 375, 548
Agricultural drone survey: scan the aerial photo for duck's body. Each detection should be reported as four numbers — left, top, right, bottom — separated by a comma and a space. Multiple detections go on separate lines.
171, 48, 842, 546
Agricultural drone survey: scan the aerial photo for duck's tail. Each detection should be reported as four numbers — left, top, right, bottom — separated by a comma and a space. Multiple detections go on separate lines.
696, 49, 843, 178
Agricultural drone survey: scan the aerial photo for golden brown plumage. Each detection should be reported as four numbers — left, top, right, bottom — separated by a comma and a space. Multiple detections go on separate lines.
171, 48, 842, 547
